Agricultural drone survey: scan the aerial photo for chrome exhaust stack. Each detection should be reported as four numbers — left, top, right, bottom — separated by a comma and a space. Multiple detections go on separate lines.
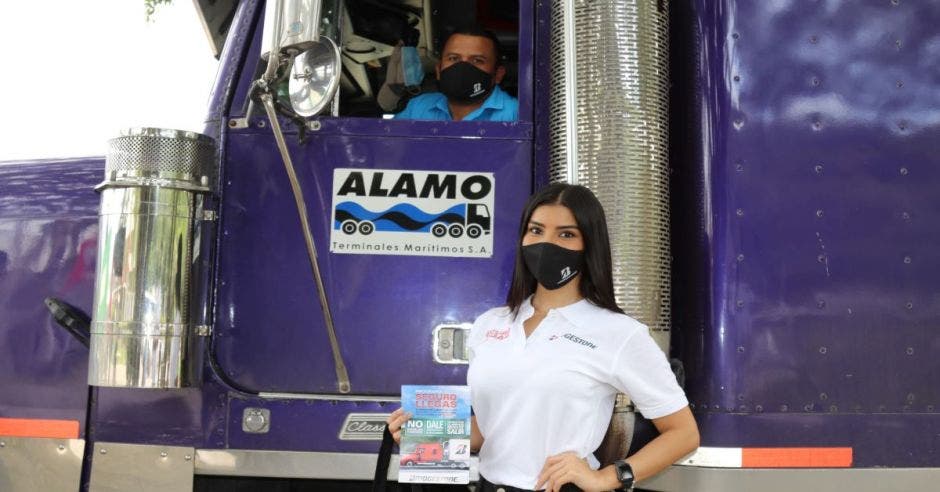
549, 0, 671, 351
549, 0, 672, 464
88, 128, 216, 388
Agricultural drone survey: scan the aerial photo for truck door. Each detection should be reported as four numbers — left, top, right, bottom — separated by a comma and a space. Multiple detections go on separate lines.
211, 1, 536, 395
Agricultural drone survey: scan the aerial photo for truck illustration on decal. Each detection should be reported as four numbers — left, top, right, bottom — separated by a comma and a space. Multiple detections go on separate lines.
334, 201, 491, 238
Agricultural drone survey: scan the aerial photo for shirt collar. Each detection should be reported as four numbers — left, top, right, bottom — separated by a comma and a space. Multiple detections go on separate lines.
479, 85, 507, 111
431, 93, 451, 116
521, 295, 594, 329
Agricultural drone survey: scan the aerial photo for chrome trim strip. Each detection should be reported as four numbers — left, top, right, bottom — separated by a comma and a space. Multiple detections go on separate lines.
195, 449, 940, 492
562, 0, 579, 184
91, 321, 189, 337
194, 449, 480, 481
193, 449, 940, 491
257, 392, 400, 402
119, 127, 214, 142
642, 465, 940, 492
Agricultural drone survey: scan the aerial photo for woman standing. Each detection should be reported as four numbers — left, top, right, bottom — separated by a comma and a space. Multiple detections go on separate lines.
388, 184, 699, 491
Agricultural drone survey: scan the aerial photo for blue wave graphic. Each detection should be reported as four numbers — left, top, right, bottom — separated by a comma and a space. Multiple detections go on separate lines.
334, 201, 466, 233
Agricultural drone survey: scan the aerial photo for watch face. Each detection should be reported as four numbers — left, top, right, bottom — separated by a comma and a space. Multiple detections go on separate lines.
616, 460, 635, 487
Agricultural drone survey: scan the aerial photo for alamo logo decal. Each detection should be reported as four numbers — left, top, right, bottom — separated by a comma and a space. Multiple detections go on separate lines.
330, 169, 494, 257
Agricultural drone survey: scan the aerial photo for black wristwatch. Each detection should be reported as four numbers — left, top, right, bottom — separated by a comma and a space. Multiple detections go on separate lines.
612, 459, 635, 491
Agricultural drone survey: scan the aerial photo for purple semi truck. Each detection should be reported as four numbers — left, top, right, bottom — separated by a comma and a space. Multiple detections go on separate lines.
1, 1, 938, 491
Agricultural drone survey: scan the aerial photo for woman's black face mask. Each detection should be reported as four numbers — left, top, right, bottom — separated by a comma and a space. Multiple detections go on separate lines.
438, 62, 494, 103
522, 242, 585, 290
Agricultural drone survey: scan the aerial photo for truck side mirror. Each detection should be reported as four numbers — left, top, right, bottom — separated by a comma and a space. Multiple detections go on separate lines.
288, 36, 341, 117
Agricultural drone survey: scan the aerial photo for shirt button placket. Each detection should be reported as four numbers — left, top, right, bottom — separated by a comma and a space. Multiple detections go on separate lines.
514, 323, 527, 351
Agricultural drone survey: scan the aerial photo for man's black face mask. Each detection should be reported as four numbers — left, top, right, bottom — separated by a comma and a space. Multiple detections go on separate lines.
438, 62, 495, 104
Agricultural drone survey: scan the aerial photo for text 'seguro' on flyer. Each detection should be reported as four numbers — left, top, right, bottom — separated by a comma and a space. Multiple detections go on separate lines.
399, 385, 471, 484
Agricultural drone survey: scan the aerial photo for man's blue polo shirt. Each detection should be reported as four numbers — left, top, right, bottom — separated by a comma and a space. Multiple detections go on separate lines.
393, 85, 518, 121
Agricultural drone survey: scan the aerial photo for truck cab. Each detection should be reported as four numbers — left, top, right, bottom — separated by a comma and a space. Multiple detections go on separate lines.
1, 1, 939, 491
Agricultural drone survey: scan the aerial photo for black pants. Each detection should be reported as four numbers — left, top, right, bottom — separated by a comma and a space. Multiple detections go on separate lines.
479, 476, 582, 492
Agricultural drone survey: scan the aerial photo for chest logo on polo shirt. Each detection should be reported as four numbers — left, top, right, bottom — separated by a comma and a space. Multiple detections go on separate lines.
550, 333, 598, 349
485, 328, 510, 340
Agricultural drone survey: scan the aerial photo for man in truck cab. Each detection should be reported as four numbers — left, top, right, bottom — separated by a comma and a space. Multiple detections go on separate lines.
394, 26, 518, 122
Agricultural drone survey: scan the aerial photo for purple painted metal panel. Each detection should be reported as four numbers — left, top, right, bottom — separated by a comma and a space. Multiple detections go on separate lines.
0, 158, 228, 449
0, 158, 102, 217
221, 4, 267, 124
0, 158, 102, 434
516, 0, 535, 122
680, 0, 736, 417
207, 0, 537, 398
677, 0, 940, 466
90, 382, 229, 448
227, 397, 393, 453
533, 0, 553, 190
213, 122, 532, 394
206, 0, 263, 127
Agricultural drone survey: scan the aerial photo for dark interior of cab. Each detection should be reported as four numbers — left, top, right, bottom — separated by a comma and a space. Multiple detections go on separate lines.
335, 0, 520, 117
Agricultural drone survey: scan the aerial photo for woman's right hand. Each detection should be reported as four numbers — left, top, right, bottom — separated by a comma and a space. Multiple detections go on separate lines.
385, 407, 412, 445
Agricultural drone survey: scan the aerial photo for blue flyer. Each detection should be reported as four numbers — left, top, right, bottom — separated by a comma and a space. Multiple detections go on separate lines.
399, 385, 471, 484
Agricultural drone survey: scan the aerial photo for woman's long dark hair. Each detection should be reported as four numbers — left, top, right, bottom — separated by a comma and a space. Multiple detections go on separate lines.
506, 183, 624, 317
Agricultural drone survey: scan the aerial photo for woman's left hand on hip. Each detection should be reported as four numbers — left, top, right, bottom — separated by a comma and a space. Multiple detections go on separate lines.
535, 451, 613, 492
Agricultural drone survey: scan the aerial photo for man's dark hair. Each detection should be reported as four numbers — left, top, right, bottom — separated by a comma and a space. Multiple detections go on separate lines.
506, 183, 625, 318
441, 26, 504, 66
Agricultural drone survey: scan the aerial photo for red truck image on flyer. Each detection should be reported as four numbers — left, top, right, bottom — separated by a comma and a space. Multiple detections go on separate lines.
400, 440, 470, 468
401, 442, 443, 466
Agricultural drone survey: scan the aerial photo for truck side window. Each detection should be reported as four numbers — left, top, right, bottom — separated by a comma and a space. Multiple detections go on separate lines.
337, 0, 521, 120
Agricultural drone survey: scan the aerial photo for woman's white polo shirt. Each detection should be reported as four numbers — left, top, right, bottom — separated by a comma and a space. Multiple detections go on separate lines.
466, 297, 688, 489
